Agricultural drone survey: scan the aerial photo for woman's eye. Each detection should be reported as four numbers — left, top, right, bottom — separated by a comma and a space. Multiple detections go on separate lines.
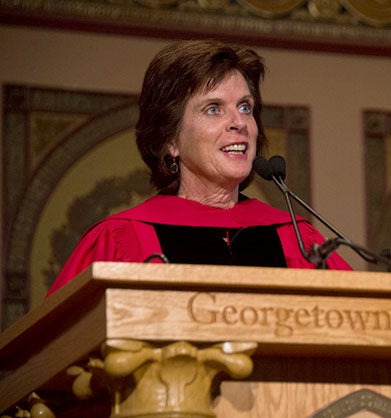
239, 103, 252, 114
206, 105, 219, 115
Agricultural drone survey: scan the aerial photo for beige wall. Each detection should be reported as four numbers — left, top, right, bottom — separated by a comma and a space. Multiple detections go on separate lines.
1, 24, 391, 288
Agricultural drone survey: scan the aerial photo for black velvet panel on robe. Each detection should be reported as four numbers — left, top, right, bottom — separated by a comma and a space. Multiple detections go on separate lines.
153, 225, 287, 267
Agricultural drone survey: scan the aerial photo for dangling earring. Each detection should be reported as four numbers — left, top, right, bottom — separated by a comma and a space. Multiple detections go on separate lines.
170, 158, 179, 174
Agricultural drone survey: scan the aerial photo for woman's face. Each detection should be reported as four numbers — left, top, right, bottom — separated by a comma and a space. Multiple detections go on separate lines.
170, 70, 258, 193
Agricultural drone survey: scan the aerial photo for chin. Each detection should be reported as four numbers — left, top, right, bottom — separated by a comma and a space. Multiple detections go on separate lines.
220, 163, 252, 184
226, 173, 250, 187
233, 167, 252, 180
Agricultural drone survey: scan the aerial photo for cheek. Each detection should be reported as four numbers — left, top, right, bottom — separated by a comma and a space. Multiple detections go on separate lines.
250, 118, 258, 134
175, 135, 201, 161
250, 123, 259, 144
180, 126, 213, 154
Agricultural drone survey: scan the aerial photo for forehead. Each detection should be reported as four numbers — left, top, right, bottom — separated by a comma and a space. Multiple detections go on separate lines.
194, 71, 251, 98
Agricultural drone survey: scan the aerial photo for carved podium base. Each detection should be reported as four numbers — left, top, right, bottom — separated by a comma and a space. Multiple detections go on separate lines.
2, 264, 390, 417
68, 339, 257, 418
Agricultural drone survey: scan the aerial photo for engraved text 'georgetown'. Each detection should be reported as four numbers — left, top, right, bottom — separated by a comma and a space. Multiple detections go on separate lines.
187, 292, 391, 337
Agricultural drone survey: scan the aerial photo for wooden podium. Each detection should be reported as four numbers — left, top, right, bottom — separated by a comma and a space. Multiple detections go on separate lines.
1, 263, 391, 417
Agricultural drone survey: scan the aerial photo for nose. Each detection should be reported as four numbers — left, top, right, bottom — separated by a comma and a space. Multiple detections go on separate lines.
227, 109, 246, 131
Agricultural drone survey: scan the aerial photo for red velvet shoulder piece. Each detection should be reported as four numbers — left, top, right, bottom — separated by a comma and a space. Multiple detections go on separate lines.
110, 195, 303, 228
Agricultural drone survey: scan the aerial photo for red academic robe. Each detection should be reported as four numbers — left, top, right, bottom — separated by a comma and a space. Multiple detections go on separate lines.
46, 195, 352, 296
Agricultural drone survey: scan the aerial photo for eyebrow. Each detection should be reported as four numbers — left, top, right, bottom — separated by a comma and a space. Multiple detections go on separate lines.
239, 94, 255, 103
196, 94, 254, 107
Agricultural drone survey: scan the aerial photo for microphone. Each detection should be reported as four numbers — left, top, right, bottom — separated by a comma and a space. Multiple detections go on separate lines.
254, 155, 347, 241
253, 155, 316, 266
253, 155, 391, 270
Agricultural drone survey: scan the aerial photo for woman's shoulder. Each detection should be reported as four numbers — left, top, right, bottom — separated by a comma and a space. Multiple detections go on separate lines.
82, 195, 165, 233
77, 195, 171, 243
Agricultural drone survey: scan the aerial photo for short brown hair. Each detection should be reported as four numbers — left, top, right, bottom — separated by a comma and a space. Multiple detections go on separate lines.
136, 39, 266, 194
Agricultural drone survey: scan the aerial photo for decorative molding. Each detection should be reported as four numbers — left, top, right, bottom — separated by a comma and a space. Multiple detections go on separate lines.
311, 388, 391, 417
364, 110, 391, 271
0, 0, 390, 55
66, 340, 256, 418
2, 85, 136, 329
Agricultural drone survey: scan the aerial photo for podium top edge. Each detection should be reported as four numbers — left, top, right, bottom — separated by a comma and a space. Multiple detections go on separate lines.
87, 262, 391, 294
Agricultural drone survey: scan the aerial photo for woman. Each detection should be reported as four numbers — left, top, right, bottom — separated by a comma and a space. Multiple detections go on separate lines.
47, 40, 350, 296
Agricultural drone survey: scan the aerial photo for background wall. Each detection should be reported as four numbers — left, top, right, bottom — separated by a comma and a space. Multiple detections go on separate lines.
1, 25, 391, 321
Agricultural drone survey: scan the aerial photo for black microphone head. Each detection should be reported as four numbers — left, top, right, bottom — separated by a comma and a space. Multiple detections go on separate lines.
253, 156, 273, 180
269, 155, 286, 181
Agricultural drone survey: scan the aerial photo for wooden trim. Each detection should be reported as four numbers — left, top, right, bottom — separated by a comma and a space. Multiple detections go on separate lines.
1, 4, 391, 57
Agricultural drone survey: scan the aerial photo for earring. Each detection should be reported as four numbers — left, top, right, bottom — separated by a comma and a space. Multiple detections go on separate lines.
170, 159, 179, 174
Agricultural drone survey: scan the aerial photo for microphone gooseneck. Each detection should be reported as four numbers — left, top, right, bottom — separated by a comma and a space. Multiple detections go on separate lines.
254, 156, 313, 266
253, 155, 391, 271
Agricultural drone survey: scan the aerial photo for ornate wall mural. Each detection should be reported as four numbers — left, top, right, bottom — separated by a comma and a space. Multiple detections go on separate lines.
364, 110, 391, 271
2, 85, 310, 329
0, 0, 390, 55
2, 86, 140, 328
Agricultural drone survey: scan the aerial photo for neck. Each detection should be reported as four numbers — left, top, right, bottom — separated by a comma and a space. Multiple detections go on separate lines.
177, 182, 239, 209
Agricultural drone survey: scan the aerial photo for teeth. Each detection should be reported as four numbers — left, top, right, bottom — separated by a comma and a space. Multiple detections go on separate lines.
221, 144, 247, 153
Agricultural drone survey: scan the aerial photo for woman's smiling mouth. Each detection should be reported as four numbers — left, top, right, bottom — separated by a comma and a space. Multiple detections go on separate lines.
220, 143, 247, 155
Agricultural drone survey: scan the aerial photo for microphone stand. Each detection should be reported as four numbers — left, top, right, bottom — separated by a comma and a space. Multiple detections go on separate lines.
271, 173, 329, 268
270, 173, 314, 265
271, 173, 391, 271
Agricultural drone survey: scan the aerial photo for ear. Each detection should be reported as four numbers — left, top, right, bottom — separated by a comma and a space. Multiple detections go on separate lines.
168, 141, 179, 158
